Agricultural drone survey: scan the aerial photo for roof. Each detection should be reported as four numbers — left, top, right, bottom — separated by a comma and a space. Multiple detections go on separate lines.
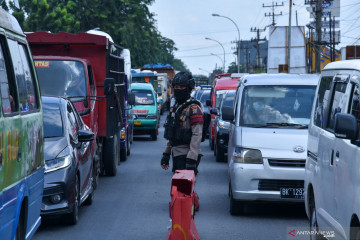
215, 77, 239, 90
41, 96, 67, 105
33, 55, 88, 63
130, 83, 155, 90
242, 74, 319, 86
323, 60, 360, 71
0, 8, 23, 36
132, 71, 157, 77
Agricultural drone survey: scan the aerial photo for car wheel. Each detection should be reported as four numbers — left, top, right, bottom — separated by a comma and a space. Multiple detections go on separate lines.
103, 134, 119, 176
229, 183, 245, 215
65, 174, 80, 225
216, 143, 224, 162
120, 147, 127, 162
84, 174, 94, 205
310, 196, 323, 240
151, 129, 157, 141
14, 207, 25, 240
92, 158, 99, 190
126, 135, 131, 156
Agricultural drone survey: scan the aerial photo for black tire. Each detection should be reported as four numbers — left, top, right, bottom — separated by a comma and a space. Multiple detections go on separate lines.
126, 136, 131, 156
151, 129, 157, 141
84, 178, 94, 206
15, 206, 25, 240
92, 159, 99, 190
216, 143, 224, 162
103, 134, 119, 176
229, 183, 245, 215
120, 146, 127, 162
310, 196, 323, 240
65, 174, 80, 225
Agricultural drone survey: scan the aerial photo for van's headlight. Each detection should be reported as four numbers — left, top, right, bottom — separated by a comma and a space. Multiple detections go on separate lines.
218, 120, 230, 129
45, 155, 72, 173
232, 147, 263, 164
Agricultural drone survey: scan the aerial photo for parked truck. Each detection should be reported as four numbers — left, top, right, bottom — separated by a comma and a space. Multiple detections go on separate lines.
141, 63, 175, 111
26, 31, 133, 176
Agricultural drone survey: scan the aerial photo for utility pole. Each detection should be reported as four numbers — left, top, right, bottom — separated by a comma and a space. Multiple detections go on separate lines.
263, 2, 284, 26
251, 27, 267, 70
287, 0, 292, 72
315, 0, 322, 72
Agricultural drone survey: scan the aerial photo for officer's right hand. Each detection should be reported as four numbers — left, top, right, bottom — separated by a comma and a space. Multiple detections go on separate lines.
161, 153, 170, 170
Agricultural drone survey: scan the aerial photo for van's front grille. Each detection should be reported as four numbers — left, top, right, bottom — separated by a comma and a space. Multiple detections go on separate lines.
268, 159, 306, 168
258, 179, 304, 191
135, 114, 147, 119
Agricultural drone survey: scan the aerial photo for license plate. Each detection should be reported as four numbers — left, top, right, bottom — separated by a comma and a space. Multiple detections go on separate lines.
280, 188, 304, 199
134, 120, 141, 125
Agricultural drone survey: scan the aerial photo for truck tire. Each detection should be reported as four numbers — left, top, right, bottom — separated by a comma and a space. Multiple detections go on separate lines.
120, 141, 127, 162
103, 135, 119, 176
126, 136, 131, 156
151, 129, 157, 141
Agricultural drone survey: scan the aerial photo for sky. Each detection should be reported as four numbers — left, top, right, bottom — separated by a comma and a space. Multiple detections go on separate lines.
149, 0, 359, 75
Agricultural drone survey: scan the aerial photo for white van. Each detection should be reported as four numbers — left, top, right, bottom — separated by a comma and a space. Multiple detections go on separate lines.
305, 60, 360, 240
223, 74, 318, 215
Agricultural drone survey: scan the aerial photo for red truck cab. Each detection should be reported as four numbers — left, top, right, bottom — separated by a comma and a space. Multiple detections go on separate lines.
208, 74, 239, 150
27, 31, 131, 177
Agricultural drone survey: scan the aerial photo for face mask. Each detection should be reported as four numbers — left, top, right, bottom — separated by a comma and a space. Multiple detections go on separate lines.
174, 89, 190, 104
253, 102, 264, 111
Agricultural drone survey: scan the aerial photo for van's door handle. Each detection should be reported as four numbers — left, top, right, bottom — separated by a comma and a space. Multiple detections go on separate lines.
336, 151, 340, 158
331, 150, 334, 166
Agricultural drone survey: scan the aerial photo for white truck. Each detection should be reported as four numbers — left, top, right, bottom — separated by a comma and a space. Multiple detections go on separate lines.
156, 73, 169, 114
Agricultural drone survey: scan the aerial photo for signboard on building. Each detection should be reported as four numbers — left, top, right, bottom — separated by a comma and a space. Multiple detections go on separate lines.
310, 20, 340, 29
308, 0, 340, 18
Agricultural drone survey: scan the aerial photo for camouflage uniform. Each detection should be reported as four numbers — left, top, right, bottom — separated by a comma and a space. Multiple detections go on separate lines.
164, 100, 203, 172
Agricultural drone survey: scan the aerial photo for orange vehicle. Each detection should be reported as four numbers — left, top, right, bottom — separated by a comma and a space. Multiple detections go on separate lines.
207, 74, 240, 150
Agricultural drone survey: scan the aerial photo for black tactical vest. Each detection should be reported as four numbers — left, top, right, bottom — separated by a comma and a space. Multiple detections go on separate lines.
164, 98, 203, 146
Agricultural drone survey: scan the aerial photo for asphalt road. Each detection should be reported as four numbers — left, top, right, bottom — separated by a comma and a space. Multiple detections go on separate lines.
33, 114, 309, 240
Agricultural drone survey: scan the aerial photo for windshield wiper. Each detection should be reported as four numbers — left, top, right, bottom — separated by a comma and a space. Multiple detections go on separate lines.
265, 122, 308, 129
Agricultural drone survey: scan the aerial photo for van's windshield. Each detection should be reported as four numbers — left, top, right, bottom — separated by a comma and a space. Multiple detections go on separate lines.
215, 90, 228, 108
35, 60, 87, 102
132, 89, 155, 105
240, 85, 316, 128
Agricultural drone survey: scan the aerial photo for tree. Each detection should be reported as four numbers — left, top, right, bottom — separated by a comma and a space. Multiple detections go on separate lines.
227, 61, 237, 73
5, 0, 188, 71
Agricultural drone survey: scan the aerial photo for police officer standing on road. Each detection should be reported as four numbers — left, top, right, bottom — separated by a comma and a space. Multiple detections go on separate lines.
161, 72, 204, 174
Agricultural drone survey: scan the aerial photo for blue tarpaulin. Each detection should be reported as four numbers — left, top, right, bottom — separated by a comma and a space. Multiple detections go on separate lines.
142, 63, 173, 69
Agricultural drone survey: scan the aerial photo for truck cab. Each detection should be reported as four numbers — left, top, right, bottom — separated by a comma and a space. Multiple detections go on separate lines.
27, 31, 131, 176
33, 56, 100, 185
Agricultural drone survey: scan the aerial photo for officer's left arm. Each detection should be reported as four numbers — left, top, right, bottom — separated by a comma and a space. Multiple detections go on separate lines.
187, 104, 204, 161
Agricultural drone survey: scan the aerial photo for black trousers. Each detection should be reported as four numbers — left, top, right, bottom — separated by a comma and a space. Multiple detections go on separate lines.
172, 155, 201, 174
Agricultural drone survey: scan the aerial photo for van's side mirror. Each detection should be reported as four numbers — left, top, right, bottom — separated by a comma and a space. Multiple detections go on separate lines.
222, 106, 234, 121
157, 98, 162, 104
78, 129, 95, 142
128, 93, 136, 106
104, 78, 115, 95
210, 108, 219, 115
206, 100, 211, 107
334, 113, 358, 140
